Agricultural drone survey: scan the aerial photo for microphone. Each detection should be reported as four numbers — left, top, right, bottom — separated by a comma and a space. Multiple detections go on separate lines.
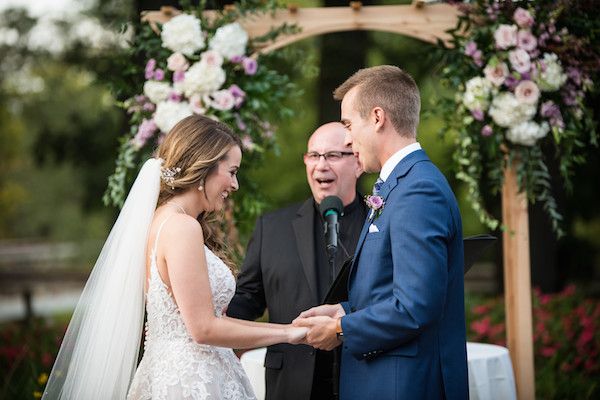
319, 196, 344, 260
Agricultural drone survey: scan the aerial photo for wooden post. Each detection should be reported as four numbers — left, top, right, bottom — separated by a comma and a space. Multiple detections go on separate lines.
502, 161, 536, 400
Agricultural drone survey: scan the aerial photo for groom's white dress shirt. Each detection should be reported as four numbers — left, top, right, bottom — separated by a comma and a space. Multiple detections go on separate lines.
379, 142, 422, 182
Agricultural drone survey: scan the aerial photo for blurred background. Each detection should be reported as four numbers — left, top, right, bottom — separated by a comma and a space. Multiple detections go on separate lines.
0, 0, 598, 398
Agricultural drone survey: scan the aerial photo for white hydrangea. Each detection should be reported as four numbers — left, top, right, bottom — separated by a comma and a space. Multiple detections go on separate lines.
536, 53, 567, 91
488, 92, 536, 127
153, 101, 192, 133
161, 14, 205, 56
181, 60, 226, 97
209, 22, 248, 59
462, 77, 493, 112
143, 81, 172, 104
506, 121, 550, 146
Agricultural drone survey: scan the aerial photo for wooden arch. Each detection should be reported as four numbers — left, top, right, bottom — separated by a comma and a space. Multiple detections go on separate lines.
142, 3, 534, 399
142, 2, 458, 53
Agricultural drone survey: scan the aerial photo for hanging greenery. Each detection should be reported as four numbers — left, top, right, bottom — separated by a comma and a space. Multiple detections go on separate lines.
437, 0, 599, 237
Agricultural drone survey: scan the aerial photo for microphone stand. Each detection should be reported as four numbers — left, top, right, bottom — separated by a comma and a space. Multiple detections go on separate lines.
326, 246, 340, 400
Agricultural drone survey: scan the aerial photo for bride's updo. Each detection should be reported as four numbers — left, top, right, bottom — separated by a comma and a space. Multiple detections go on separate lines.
156, 115, 242, 269
157, 114, 241, 203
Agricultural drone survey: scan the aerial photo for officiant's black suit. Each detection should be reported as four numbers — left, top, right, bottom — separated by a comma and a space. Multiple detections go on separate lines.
227, 195, 367, 400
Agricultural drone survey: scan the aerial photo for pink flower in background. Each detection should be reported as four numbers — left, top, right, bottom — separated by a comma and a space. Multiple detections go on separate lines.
481, 125, 493, 137
509, 49, 532, 74
541, 346, 558, 357
494, 24, 518, 49
484, 62, 509, 86
201, 50, 224, 67
153, 68, 165, 81
513, 7, 534, 29
173, 70, 185, 83
242, 57, 258, 75
471, 317, 491, 336
242, 134, 255, 150
167, 52, 190, 72
230, 55, 243, 63
132, 118, 158, 148
145, 58, 156, 79
471, 109, 484, 121
229, 84, 246, 108
168, 91, 182, 102
517, 30, 537, 52
473, 304, 491, 315
209, 89, 235, 111
515, 80, 540, 105
189, 94, 206, 115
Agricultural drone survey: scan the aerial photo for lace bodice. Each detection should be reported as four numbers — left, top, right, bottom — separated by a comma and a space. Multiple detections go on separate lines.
127, 216, 256, 400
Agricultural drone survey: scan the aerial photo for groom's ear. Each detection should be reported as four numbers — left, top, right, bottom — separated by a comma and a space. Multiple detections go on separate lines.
372, 107, 385, 130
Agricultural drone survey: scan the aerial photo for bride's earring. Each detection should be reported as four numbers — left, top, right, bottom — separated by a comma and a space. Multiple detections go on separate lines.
198, 180, 204, 191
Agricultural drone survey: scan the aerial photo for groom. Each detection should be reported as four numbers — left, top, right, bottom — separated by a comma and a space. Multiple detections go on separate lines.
294, 65, 469, 399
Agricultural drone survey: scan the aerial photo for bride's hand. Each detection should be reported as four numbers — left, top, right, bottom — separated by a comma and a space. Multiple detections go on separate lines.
285, 326, 308, 345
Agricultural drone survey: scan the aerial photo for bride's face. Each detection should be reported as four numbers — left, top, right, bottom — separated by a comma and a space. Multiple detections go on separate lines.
200, 145, 242, 212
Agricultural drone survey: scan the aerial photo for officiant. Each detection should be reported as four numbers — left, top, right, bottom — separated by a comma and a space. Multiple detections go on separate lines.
227, 122, 367, 400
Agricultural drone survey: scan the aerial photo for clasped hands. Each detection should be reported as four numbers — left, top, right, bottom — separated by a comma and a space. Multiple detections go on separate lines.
292, 304, 346, 351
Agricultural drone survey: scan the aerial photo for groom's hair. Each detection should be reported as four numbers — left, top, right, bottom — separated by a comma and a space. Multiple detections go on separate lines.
333, 65, 420, 138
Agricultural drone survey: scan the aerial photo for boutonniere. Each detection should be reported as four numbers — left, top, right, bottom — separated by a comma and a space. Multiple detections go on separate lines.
365, 194, 384, 220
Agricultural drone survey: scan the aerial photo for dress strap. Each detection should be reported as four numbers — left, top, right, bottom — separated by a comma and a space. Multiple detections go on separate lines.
152, 214, 176, 254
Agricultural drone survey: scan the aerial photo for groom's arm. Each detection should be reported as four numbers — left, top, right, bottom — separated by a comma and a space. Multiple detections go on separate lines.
226, 216, 267, 321
341, 179, 456, 360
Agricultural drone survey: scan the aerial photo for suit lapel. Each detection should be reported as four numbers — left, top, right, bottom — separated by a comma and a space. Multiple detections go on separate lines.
292, 199, 319, 303
348, 150, 430, 284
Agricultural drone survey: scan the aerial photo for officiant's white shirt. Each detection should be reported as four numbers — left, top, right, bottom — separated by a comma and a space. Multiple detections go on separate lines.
379, 142, 422, 182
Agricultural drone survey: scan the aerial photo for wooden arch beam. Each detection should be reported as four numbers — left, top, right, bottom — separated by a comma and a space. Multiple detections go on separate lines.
142, 3, 459, 54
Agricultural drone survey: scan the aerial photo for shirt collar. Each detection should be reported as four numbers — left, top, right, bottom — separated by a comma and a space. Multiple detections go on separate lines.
379, 142, 422, 182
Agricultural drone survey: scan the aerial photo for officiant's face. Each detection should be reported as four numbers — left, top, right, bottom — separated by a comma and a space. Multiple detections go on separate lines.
201, 145, 242, 212
340, 86, 379, 173
305, 122, 362, 206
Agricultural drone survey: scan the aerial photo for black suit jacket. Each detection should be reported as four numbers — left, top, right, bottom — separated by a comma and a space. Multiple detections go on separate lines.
228, 197, 366, 400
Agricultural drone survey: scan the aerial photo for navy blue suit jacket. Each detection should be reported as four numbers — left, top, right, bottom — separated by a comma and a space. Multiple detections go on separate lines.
339, 150, 468, 399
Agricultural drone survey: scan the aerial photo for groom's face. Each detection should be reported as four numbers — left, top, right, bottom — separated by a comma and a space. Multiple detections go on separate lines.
341, 86, 379, 173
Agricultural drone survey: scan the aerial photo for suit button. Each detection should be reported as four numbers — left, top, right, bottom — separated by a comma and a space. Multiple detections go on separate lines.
309, 350, 315, 356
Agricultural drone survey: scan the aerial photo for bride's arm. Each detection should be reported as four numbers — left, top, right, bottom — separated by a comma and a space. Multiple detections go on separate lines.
161, 215, 305, 349
221, 316, 287, 330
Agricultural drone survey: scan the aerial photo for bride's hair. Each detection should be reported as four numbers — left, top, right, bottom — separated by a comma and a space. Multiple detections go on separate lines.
156, 114, 242, 270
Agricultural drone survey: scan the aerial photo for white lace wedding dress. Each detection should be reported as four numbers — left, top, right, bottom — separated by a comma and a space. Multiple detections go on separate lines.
127, 218, 256, 400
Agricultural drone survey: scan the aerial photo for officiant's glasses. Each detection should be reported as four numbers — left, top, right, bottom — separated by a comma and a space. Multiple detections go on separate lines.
303, 151, 355, 164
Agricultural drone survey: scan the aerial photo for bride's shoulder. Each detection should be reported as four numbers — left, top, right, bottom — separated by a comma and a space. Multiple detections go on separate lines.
160, 213, 204, 242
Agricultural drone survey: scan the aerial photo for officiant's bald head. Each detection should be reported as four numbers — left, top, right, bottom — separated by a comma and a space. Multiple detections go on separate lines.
304, 122, 362, 206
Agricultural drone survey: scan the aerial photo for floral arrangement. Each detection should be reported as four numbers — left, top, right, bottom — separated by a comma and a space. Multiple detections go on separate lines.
103, 1, 300, 234
466, 285, 599, 399
365, 194, 384, 220
438, 0, 598, 236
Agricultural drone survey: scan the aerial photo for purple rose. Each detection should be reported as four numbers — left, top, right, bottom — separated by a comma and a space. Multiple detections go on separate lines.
367, 195, 384, 210
230, 55, 244, 64
173, 70, 185, 83
145, 59, 156, 79
242, 57, 258, 75
153, 68, 165, 81
471, 109, 484, 121
168, 92, 182, 102
132, 118, 158, 148
464, 41, 478, 57
567, 67, 582, 86
481, 125, 493, 137
513, 8, 534, 29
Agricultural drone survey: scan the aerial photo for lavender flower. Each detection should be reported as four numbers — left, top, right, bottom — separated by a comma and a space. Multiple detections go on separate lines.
481, 125, 493, 137
242, 57, 258, 75
471, 109, 484, 121
154, 68, 165, 81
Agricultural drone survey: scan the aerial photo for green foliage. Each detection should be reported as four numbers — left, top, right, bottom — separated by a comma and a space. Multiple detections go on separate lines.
435, 0, 599, 238
104, 1, 304, 239
466, 286, 600, 399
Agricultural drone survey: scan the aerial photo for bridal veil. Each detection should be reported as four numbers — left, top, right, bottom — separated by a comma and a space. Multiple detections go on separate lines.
43, 158, 162, 399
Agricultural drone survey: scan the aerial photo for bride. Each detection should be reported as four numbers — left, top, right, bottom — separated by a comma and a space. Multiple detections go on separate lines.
42, 115, 307, 399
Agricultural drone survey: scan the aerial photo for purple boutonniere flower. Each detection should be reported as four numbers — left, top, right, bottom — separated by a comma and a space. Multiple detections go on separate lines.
365, 194, 384, 220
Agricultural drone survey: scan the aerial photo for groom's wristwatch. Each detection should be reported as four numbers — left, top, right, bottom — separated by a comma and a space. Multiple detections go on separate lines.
335, 318, 344, 341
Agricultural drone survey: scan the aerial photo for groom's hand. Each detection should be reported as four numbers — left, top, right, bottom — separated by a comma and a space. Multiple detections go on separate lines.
293, 316, 341, 351
294, 303, 345, 322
